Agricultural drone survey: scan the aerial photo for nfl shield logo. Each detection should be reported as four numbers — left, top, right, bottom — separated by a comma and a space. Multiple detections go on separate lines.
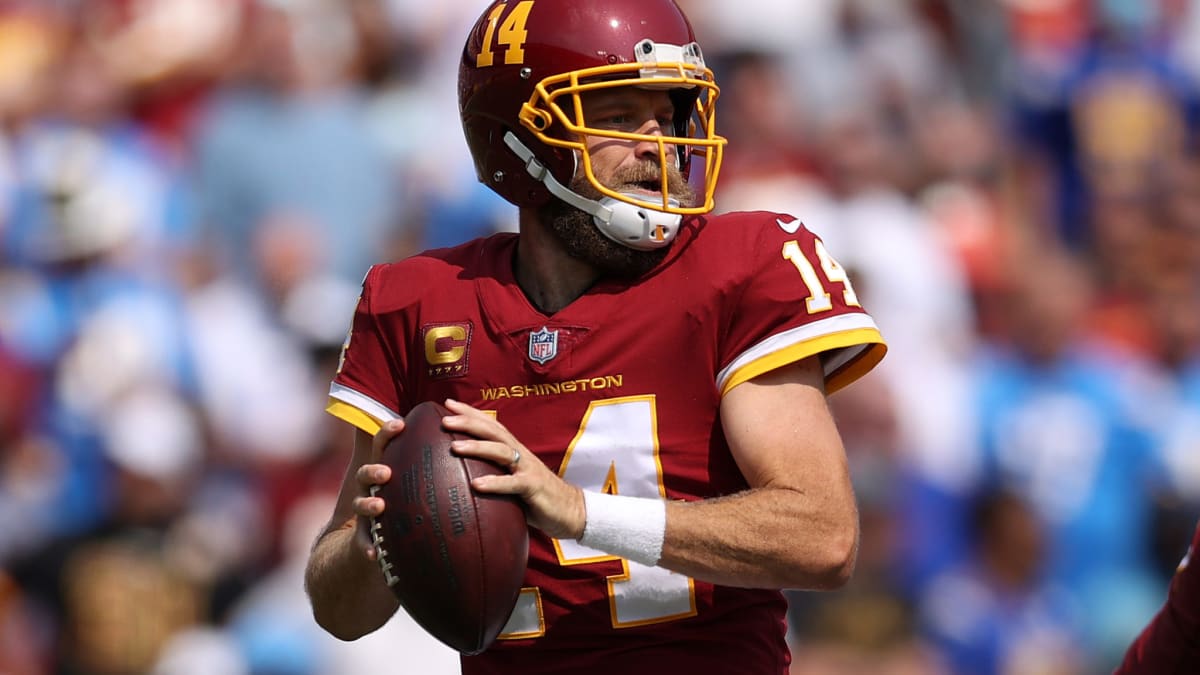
528, 326, 559, 364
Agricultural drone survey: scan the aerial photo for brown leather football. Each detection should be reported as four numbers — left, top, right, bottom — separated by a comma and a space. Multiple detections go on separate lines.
369, 400, 528, 654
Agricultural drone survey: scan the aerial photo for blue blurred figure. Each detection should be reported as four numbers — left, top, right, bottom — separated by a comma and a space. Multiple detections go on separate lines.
191, 2, 397, 288
968, 249, 1170, 667
1006, 0, 1200, 249
919, 489, 1086, 675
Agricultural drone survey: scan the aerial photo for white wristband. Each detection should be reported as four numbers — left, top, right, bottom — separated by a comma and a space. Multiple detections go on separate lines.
577, 491, 666, 568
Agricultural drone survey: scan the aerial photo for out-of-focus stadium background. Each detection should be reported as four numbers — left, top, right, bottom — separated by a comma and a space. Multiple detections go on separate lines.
0, 0, 1198, 673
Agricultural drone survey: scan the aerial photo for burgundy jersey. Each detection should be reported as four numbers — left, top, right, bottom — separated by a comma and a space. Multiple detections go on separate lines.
328, 211, 886, 674
1114, 520, 1200, 674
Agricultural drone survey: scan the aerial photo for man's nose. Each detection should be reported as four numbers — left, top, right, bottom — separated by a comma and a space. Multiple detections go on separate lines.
634, 119, 674, 163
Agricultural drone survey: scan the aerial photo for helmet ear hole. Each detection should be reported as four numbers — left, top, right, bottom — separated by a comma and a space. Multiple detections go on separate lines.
520, 104, 553, 132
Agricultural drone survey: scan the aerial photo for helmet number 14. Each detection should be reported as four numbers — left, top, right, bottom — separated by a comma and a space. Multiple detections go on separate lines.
477, 1, 535, 68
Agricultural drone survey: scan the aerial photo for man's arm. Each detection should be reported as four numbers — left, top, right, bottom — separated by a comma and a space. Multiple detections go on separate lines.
1114, 520, 1200, 674
304, 425, 403, 640
452, 355, 859, 590
659, 355, 858, 589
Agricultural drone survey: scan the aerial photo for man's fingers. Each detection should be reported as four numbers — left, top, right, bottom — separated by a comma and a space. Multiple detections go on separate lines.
450, 438, 523, 470
353, 495, 386, 517
355, 463, 391, 487
371, 419, 405, 455
443, 398, 475, 415
355, 520, 379, 561
442, 399, 511, 439
470, 472, 522, 494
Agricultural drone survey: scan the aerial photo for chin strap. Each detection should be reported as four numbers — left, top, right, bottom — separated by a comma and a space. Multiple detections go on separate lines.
504, 132, 681, 251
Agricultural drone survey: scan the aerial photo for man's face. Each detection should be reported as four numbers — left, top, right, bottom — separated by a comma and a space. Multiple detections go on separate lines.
542, 87, 696, 278
578, 86, 695, 207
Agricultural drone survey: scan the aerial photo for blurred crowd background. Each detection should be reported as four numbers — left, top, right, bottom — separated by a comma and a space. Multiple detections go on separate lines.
0, 0, 1198, 673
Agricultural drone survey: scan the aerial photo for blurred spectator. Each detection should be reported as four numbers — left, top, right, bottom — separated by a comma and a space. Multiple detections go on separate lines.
9, 382, 210, 673
789, 371, 950, 675
963, 247, 1171, 668
919, 489, 1086, 675
88, 0, 244, 154
790, 594, 949, 675
0, 102, 198, 565
710, 50, 822, 193
191, 0, 400, 287
182, 215, 335, 468
721, 96, 980, 503
3, 10, 197, 276
360, 0, 515, 251
1006, 0, 1200, 249
913, 97, 1019, 341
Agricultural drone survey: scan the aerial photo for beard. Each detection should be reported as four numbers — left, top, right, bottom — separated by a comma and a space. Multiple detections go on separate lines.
539, 160, 696, 280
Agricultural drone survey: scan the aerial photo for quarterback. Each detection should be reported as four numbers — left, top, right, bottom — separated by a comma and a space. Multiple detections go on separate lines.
304, 0, 886, 673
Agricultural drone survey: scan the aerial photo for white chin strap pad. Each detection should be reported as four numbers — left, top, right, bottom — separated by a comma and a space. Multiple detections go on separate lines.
502, 131, 682, 251
594, 195, 681, 251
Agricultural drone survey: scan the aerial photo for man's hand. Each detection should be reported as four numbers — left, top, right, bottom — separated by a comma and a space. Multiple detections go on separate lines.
350, 419, 405, 561
305, 420, 405, 639
441, 398, 587, 540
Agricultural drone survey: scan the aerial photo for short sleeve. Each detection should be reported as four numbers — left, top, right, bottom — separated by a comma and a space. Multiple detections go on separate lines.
326, 265, 402, 435
716, 215, 886, 396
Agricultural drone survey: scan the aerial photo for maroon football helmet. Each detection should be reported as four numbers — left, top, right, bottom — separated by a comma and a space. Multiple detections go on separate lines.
458, 0, 725, 250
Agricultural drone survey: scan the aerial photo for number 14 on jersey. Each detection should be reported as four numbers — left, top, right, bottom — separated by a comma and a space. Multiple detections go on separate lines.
783, 239, 860, 314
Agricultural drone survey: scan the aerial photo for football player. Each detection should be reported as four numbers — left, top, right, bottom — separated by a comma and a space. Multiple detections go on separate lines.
1114, 519, 1200, 674
305, 0, 887, 672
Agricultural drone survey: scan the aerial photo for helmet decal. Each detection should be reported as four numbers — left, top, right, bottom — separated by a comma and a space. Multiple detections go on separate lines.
475, 1, 534, 68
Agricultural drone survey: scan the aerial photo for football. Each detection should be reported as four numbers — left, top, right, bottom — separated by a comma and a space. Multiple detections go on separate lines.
369, 400, 529, 654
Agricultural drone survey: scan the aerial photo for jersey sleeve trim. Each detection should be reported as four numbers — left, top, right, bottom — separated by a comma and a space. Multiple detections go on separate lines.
717, 313, 887, 396
825, 338, 888, 393
326, 382, 401, 435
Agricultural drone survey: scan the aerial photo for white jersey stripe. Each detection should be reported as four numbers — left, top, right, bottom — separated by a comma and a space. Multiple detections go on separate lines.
329, 382, 401, 426
715, 313, 882, 392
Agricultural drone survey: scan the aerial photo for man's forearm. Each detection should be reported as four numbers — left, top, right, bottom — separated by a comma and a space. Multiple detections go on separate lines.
304, 523, 400, 640
658, 485, 858, 590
